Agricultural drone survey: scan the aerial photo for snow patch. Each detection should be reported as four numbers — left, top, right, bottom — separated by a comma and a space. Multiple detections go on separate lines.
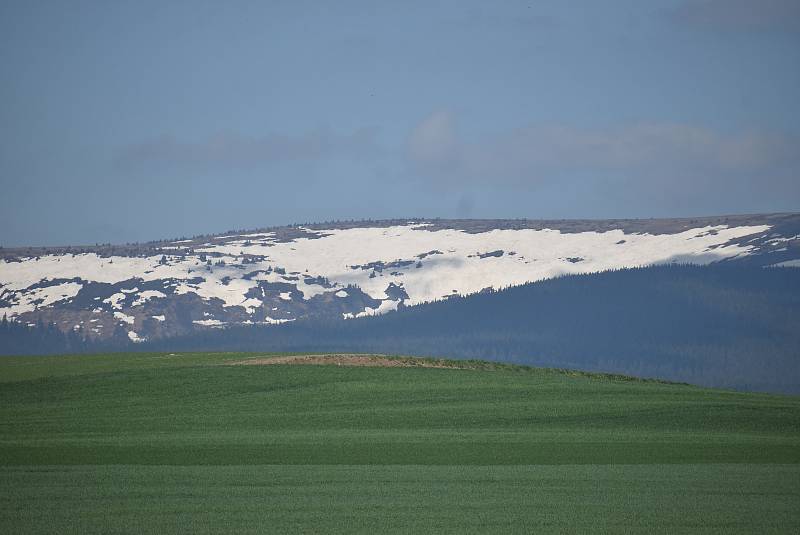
240, 298, 263, 314
193, 319, 225, 327
103, 293, 127, 310
354, 299, 400, 318
264, 316, 295, 324
132, 290, 166, 306
0, 280, 83, 316
771, 259, 800, 267
114, 311, 135, 325
127, 331, 145, 343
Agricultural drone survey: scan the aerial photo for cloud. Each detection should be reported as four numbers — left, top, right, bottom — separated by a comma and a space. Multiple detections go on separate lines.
116, 127, 381, 171
407, 111, 800, 188
407, 111, 457, 169
667, 0, 800, 32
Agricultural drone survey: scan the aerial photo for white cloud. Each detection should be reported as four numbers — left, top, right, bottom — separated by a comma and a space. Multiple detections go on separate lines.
407, 111, 799, 186
116, 127, 381, 171
407, 110, 457, 168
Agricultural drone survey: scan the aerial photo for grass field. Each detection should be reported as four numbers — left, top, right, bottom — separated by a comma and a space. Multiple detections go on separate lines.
1, 353, 798, 533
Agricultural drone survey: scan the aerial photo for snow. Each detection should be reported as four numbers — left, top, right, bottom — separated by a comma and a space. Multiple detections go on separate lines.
114, 311, 135, 325
127, 331, 144, 342
771, 259, 800, 267
0, 221, 779, 323
240, 298, 263, 314
765, 235, 800, 244
193, 319, 225, 327
103, 293, 127, 310
264, 316, 295, 324
131, 290, 166, 306
191, 223, 771, 308
0, 280, 83, 315
354, 299, 400, 318
294, 279, 327, 300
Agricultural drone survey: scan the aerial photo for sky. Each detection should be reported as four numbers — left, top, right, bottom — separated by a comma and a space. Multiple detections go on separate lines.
1, 0, 799, 246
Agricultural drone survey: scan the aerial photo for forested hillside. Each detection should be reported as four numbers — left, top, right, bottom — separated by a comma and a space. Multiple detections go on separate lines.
3, 264, 799, 392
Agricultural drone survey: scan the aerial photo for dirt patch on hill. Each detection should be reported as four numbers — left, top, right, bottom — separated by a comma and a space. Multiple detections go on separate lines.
227, 354, 480, 369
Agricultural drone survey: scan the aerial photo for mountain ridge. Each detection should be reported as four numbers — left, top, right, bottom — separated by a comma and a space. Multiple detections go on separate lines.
3, 211, 799, 254
1, 213, 798, 344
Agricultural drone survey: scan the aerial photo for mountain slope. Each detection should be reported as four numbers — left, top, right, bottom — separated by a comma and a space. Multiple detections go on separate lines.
6, 264, 797, 393
139, 264, 800, 393
1, 213, 798, 343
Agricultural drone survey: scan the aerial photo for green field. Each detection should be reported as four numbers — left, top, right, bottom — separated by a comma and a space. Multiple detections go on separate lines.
1, 353, 798, 533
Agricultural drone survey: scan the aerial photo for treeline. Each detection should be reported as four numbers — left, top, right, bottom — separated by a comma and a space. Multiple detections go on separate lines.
0, 317, 122, 356
2, 264, 799, 393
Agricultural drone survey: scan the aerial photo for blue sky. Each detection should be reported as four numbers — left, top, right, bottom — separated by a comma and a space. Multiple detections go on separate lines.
1, 0, 799, 246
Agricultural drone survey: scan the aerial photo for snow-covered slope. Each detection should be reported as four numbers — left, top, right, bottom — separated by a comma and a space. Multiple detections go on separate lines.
1, 214, 798, 342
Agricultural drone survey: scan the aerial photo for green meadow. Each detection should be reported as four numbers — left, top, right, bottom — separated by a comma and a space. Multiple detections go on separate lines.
1, 353, 798, 533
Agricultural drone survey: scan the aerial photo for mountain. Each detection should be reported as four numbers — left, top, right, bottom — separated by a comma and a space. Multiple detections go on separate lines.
3, 264, 797, 393
1, 213, 799, 344
111, 264, 800, 394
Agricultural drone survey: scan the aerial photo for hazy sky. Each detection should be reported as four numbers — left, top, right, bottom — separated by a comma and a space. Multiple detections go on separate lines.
1, 0, 799, 246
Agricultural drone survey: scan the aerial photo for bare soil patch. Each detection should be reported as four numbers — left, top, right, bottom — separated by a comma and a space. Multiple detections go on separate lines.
226, 354, 481, 369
